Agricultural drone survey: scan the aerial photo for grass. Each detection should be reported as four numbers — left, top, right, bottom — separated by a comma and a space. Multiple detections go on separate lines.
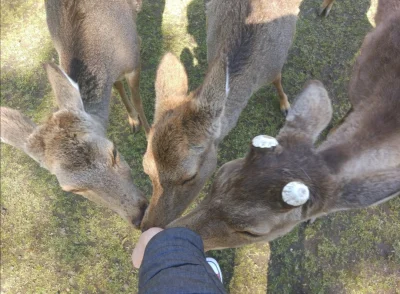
1, 0, 399, 293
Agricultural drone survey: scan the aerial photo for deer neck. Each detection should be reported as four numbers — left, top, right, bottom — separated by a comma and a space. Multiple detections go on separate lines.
219, 83, 254, 141
317, 104, 400, 178
79, 84, 111, 130
67, 59, 112, 129
197, 54, 257, 143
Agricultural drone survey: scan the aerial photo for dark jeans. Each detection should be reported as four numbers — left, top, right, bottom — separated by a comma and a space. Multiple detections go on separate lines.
138, 228, 227, 294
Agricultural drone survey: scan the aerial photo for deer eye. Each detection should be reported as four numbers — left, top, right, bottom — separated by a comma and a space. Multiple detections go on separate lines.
238, 230, 261, 238
181, 173, 197, 185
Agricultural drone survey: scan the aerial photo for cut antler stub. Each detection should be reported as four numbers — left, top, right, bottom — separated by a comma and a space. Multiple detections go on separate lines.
282, 181, 310, 206
252, 135, 279, 148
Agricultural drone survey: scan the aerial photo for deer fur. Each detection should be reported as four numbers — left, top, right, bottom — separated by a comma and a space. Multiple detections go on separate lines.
141, 0, 303, 230
169, 5, 400, 250
1, 0, 150, 228
1, 64, 148, 227
45, 0, 149, 133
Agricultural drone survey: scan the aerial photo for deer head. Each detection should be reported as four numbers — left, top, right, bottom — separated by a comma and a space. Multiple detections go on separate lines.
1, 63, 148, 227
141, 53, 227, 230
168, 81, 400, 250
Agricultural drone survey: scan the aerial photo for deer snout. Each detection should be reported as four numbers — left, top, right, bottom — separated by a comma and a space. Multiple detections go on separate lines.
132, 200, 148, 229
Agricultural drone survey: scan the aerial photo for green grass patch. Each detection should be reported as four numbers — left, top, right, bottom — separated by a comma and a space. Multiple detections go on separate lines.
1, 0, 398, 293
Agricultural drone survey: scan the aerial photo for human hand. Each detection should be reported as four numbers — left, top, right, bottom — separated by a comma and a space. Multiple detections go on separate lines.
132, 227, 164, 268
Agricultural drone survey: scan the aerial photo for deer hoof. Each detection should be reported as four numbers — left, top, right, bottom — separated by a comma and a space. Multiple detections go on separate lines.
319, 5, 332, 17
280, 93, 290, 117
129, 116, 142, 134
280, 103, 290, 117
307, 217, 317, 225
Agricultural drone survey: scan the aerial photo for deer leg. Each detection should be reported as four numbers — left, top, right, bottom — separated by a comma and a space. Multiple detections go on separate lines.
272, 73, 290, 116
114, 80, 141, 133
319, 0, 335, 17
307, 217, 317, 225
126, 68, 151, 136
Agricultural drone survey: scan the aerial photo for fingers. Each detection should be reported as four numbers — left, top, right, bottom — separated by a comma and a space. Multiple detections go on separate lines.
132, 227, 164, 268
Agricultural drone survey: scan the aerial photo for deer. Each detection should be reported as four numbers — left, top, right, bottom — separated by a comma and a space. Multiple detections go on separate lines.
45, 0, 150, 134
141, 0, 308, 230
0, 0, 149, 228
168, 4, 400, 250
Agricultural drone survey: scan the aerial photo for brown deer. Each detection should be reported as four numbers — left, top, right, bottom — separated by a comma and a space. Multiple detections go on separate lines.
45, 0, 149, 134
141, 0, 304, 230
0, 0, 149, 227
168, 6, 400, 250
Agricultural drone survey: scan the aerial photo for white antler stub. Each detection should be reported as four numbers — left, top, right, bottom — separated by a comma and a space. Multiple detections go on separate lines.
282, 181, 310, 206
252, 135, 279, 148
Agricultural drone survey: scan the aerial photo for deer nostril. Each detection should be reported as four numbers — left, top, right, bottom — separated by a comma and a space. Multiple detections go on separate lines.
141, 201, 149, 212
133, 218, 142, 229
132, 201, 148, 229
132, 214, 143, 229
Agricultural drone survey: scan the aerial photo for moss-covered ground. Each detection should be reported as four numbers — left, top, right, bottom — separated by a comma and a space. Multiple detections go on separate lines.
1, 0, 399, 293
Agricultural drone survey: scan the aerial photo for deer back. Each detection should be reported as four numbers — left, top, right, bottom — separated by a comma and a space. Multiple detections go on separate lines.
45, 0, 141, 121
318, 9, 400, 178
206, 0, 301, 139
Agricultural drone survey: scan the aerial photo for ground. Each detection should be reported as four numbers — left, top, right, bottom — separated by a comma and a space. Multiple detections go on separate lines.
1, 0, 399, 293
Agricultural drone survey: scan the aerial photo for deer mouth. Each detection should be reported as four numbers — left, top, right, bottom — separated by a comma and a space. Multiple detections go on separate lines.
132, 202, 148, 230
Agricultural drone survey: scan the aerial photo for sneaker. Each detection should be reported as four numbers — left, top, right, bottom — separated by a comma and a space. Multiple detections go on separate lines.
206, 257, 223, 283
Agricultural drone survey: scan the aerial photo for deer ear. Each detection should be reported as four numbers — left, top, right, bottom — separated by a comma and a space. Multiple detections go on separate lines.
155, 53, 188, 98
154, 53, 189, 119
278, 80, 332, 144
331, 168, 400, 212
0, 107, 45, 165
195, 57, 228, 121
44, 63, 84, 112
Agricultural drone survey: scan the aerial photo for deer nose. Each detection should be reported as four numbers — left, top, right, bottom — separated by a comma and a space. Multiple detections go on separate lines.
132, 201, 148, 229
